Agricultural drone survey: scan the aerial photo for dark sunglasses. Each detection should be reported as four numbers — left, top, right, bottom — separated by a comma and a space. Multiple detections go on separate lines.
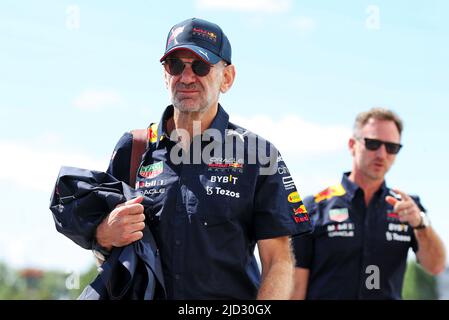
360, 137, 402, 155
162, 58, 212, 77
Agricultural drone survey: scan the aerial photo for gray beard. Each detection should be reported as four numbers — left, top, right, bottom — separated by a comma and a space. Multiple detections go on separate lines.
173, 100, 207, 113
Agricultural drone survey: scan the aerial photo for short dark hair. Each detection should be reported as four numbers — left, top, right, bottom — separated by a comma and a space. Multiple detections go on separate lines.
354, 107, 403, 136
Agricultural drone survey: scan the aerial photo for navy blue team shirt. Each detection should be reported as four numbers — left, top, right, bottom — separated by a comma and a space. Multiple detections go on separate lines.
107, 104, 312, 299
293, 172, 425, 300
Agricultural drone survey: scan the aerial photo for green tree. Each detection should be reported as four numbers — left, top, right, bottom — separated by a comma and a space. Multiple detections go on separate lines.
402, 260, 438, 300
0, 260, 98, 299
0, 262, 17, 298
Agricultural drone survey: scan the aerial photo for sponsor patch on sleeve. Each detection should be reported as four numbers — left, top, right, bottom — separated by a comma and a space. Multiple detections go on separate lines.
148, 123, 159, 143
314, 184, 346, 203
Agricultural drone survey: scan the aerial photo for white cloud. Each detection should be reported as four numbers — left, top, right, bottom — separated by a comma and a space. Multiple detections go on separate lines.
229, 114, 351, 210
291, 16, 317, 33
230, 114, 351, 157
0, 139, 107, 194
0, 230, 93, 272
73, 89, 122, 111
195, 0, 292, 13
0, 136, 106, 272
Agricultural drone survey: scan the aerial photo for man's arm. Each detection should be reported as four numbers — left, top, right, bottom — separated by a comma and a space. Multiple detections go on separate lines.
386, 188, 446, 275
415, 227, 446, 275
256, 236, 295, 300
291, 267, 309, 300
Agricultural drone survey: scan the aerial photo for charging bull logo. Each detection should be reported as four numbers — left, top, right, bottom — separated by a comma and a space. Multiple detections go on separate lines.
292, 203, 309, 223
314, 184, 346, 203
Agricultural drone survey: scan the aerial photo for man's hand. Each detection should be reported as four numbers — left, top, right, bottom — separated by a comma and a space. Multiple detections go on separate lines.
386, 190, 446, 275
95, 196, 146, 251
385, 188, 421, 227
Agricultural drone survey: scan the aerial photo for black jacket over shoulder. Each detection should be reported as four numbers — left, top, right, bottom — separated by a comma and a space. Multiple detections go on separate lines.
49, 166, 165, 300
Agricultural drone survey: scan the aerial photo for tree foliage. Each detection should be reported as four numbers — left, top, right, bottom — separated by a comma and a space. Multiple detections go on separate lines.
0, 259, 440, 299
0, 261, 98, 300
402, 260, 438, 300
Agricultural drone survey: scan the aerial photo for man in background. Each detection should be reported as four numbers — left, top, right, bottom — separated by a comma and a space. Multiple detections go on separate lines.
292, 108, 445, 299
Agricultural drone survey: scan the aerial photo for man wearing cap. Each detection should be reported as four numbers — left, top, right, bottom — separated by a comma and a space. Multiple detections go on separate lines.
291, 108, 446, 300
93, 18, 312, 299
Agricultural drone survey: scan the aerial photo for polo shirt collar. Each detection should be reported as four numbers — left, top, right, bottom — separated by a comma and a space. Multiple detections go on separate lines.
155, 104, 230, 147
341, 171, 389, 200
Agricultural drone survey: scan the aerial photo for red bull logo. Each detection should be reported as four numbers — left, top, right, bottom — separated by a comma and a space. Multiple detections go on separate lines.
293, 215, 309, 223
207, 158, 244, 172
293, 213, 310, 224
193, 27, 217, 42
293, 204, 307, 214
314, 184, 346, 203
292, 203, 309, 223
208, 163, 242, 169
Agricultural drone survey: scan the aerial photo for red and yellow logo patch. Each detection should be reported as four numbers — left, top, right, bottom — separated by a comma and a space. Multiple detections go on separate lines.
148, 123, 161, 143
288, 191, 301, 203
193, 27, 217, 42
292, 203, 309, 223
314, 184, 346, 203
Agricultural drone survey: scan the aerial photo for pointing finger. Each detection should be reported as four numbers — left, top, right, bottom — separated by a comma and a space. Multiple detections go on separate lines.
385, 196, 398, 207
391, 188, 410, 201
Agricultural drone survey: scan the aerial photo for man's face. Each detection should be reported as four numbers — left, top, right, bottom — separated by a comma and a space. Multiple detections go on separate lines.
349, 118, 401, 182
163, 50, 228, 114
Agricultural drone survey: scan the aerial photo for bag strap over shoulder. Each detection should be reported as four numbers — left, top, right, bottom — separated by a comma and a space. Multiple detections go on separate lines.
129, 129, 148, 188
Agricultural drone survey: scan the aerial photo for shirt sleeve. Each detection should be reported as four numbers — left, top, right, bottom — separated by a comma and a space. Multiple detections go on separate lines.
106, 132, 133, 185
292, 195, 315, 268
252, 150, 313, 241
410, 195, 427, 253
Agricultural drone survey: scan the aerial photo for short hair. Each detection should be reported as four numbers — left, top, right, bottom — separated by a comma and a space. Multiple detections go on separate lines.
354, 107, 403, 136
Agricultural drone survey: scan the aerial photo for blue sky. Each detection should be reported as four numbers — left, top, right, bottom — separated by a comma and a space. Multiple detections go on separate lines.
1, 0, 448, 274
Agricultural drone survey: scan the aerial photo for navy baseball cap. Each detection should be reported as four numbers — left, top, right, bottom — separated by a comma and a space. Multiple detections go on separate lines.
160, 18, 232, 65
